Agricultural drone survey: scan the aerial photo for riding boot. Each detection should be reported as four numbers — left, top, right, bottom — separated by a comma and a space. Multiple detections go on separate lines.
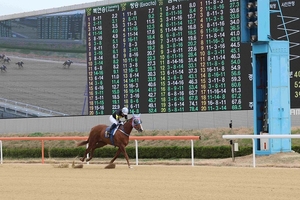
108, 123, 117, 135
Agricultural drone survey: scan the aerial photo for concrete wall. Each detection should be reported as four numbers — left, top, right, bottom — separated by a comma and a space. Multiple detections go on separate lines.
1, 110, 300, 134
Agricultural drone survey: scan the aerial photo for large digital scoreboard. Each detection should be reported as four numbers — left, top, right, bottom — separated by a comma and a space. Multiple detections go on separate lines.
37, 14, 83, 40
85, 0, 300, 115
0, 21, 11, 37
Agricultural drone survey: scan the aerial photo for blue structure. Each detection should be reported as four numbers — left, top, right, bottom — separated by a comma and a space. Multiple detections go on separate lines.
240, 0, 291, 155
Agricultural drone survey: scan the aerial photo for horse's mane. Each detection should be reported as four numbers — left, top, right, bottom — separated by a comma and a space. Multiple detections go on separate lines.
123, 117, 133, 126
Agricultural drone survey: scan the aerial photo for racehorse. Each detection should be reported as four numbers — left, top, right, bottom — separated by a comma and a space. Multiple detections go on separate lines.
77, 113, 143, 168
0, 65, 7, 72
15, 61, 24, 68
0, 54, 5, 60
63, 60, 73, 68
3, 57, 10, 64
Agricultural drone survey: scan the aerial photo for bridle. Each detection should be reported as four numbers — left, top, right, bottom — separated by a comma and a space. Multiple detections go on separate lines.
118, 116, 143, 137
132, 117, 143, 132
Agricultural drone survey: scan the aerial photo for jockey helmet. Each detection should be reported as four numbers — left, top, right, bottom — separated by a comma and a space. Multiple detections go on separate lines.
122, 107, 129, 115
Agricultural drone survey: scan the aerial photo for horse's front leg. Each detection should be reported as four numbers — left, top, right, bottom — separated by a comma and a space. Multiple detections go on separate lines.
109, 148, 122, 164
119, 146, 132, 169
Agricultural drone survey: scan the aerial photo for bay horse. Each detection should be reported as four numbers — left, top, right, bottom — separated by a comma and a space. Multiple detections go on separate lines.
63, 60, 73, 68
16, 61, 24, 68
77, 113, 143, 168
0, 65, 7, 72
3, 57, 10, 64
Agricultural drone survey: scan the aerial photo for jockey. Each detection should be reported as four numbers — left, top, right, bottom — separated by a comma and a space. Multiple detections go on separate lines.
108, 107, 129, 135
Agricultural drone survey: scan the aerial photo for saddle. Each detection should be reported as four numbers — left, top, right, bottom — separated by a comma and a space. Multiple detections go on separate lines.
104, 124, 120, 138
105, 124, 122, 146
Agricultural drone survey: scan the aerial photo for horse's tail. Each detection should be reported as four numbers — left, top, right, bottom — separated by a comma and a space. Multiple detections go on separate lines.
77, 140, 88, 147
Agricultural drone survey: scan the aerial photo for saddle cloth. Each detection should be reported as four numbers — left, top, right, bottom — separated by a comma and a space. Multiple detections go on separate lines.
105, 125, 119, 138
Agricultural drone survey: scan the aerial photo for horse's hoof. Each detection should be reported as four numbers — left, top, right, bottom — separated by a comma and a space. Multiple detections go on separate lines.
72, 161, 84, 168
129, 166, 133, 169
105, 163, 116, 169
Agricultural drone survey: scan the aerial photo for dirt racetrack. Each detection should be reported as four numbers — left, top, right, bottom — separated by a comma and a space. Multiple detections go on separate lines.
1, 163, 300, 200
0, 56, 87, 115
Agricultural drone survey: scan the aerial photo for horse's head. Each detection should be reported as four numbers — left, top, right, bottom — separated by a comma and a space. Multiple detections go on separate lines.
131, 114, 143, 132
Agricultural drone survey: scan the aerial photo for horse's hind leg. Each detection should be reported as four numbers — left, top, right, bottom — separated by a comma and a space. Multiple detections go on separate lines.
80, 145, 93, 162
86, 148, 95, 162
79, 150, 88, 162
86, 146, 97, 162
86, 142, 106, 162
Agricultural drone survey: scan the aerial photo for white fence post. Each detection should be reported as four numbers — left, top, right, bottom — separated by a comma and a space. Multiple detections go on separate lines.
191, 140, 194, 166
0, 140, 2, 164
86, 143, 89, 165
222, 134, 300, 168
135, 140, 139, 166
252, 138, 256, 168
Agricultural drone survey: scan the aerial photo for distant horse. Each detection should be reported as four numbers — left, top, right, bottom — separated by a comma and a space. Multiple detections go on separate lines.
0, 54, 5, 60
15, 61, 24, 68
3, 57, 10, 64
63, 60, 73, 68
77, 113, 143, 168
0, 65, 7, 72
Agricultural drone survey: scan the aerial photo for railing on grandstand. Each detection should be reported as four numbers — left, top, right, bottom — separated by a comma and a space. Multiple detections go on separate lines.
0, 97, 68, 117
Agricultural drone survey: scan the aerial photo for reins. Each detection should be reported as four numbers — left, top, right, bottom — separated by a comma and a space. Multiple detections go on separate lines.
117, 116, 141, 137
119, 129, 130, 137
118, 118, 133, 137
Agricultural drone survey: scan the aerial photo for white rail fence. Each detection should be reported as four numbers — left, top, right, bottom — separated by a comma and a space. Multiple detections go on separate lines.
0, 136, 200, 166
222, 134, 300, 168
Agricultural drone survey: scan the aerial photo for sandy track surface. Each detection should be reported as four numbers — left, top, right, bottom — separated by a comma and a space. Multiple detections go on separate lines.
1, 163, 300, 200
0, 56, 87, 115
3, 151, 300, 168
